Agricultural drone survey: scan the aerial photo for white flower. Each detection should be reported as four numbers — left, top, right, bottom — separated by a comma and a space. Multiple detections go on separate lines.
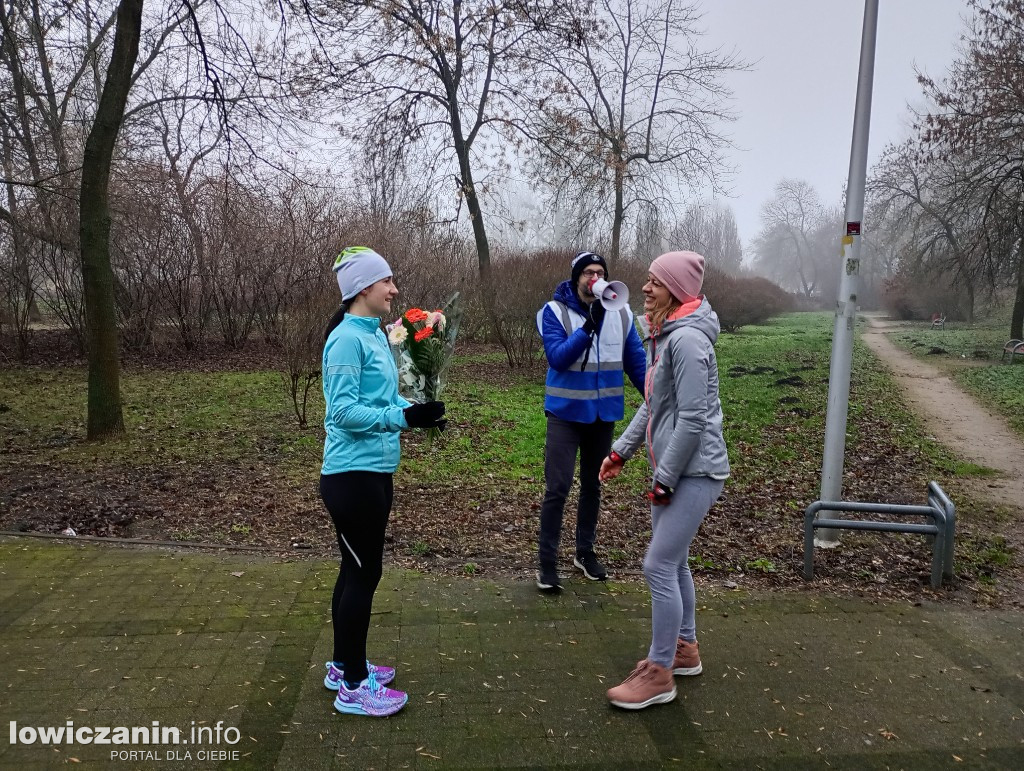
388, 325, 409, 345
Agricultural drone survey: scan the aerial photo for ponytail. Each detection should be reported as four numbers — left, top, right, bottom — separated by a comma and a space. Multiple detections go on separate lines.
324, 301, 350, 341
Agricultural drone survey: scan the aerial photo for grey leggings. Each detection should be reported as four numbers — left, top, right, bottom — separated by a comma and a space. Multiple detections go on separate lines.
643, 476, 725, 668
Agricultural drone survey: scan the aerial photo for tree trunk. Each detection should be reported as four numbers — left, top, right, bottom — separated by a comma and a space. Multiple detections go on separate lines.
79, 0, 143, 440
169, 169, 207, 349
458, 166, 490, 277
1012, 242, 1024, 341
610, 161, 625, 267
459, 154, 509, 350
448, 105, 490, 281
3, 187, 31, 360
450, 109, 509, 350
796, 260, 811, 299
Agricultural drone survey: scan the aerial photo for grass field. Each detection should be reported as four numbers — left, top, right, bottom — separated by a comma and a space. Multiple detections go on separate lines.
0, 312, 970, 492
0, 311, 1017, 599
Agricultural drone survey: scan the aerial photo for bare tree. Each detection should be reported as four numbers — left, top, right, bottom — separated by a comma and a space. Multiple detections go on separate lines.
0, 0, 122, 358
2, 0, 317, 435
304, 0, 574, 284
531, 0, 742, 265
628, 200, 661, 262
868, 141, 985, 320
144, 96, 226, 349
670, 200, 743, 272
917, 0, 1024, 337
109, 167, 172, 350
0, 124, 35, 357
0, 0, 112, 248
279, 288, 336, 428
79, 0, 143, 438
751, 179, 828, 299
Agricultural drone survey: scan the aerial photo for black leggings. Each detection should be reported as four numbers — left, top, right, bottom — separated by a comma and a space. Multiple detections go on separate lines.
320, 471, 393, 685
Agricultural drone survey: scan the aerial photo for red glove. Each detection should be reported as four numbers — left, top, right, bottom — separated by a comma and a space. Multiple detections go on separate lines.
647, 482, 674, 505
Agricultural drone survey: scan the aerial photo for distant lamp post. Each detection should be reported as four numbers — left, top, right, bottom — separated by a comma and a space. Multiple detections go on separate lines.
817, 0, 879, 546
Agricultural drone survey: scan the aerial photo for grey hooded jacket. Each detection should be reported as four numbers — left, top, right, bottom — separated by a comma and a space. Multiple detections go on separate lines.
611, 298, 730, 489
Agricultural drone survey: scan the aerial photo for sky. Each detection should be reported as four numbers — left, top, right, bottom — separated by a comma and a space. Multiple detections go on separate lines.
698, 0, 969, 250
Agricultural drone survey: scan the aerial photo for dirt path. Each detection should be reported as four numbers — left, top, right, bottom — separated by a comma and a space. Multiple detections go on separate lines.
860, 313, 1024, 507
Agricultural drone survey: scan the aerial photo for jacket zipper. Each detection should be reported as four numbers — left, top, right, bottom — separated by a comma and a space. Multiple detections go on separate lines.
646, 335, 659, 477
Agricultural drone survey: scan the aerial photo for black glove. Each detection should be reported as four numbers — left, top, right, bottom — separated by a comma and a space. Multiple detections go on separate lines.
404, 400, 446, 428
582, 301, 606, 335
647, 482, 674, 505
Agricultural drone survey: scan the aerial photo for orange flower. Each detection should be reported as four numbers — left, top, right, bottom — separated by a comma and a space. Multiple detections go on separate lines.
405, 308, 429, 323
414, 327, 434, 342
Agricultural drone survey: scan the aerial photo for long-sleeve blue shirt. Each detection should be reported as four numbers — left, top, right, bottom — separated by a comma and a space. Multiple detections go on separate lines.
322, 314, 411, 475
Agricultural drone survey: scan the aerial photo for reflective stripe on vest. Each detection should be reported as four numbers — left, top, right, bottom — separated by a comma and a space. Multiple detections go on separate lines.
541, 299, 632, 404
546, 385, 625, 400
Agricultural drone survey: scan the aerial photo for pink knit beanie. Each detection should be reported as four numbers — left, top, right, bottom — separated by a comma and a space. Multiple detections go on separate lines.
650, 250, 705, 301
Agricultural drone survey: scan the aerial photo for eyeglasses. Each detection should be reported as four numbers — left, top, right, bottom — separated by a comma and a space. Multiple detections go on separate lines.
581, 269, 606, 279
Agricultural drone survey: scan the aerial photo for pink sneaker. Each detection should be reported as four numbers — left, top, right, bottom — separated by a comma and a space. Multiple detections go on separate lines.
672, 638, 702, 676
324, 660, 395, 690
606, 659, 677, 710
333, 671, 408, 717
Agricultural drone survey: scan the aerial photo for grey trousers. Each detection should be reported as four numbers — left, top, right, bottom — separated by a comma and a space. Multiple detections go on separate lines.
643, 476, 725, 668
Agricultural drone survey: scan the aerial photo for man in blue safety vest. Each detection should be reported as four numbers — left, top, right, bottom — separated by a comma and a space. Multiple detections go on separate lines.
534, 251, 647, 592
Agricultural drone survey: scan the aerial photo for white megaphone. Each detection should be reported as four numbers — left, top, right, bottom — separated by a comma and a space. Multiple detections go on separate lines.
590, 277, 630, 311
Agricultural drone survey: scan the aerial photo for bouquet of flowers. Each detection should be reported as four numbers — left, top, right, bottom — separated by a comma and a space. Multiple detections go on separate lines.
387, 292, 462, 438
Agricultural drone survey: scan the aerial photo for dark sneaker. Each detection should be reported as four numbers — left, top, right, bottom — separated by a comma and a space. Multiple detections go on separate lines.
536, 564, 562, 592
573, 553, 608, 581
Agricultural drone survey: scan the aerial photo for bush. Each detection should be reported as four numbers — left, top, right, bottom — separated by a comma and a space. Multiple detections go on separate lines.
881, 269, 965, 321
486, 247, 574, 368
482, 248, 660, 369
471, 253, 794, 360
704, 268, 795, 332
277, 286, 337, 428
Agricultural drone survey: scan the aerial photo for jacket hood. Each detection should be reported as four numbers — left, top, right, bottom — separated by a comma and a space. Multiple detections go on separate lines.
553, 280, 587, 314
657, 297, 720, 344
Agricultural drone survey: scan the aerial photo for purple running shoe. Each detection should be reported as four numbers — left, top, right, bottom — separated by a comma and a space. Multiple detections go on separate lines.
333, 670, 407, 717
324, 660, 396, 690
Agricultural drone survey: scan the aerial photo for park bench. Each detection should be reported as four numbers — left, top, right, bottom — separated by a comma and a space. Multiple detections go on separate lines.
803, 481, 955, 589
1001, 339, 1024, 362
930, 315, 945, 330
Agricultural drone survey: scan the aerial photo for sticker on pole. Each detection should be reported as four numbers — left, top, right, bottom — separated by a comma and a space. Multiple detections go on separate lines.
846, 222, 861, 236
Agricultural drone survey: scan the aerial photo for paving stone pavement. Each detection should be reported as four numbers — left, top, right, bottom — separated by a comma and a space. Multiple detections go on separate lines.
1, 538, 1021, 769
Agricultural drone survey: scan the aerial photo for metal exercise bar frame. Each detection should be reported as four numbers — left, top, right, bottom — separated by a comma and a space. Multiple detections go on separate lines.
927, 481, 957, 580
803, 497, 949, 589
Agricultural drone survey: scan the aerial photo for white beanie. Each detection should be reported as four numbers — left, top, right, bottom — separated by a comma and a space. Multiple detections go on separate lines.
333, 246, 393, 301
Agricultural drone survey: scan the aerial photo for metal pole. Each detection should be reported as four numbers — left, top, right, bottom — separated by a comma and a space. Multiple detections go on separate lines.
817, 0, 879, 546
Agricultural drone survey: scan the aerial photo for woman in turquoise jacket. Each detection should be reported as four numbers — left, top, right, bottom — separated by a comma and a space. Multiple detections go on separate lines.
320, 246, 446, 718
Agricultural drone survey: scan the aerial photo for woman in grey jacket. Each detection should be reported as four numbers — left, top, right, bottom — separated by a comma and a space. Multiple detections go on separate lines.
599, 250, 730, 710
